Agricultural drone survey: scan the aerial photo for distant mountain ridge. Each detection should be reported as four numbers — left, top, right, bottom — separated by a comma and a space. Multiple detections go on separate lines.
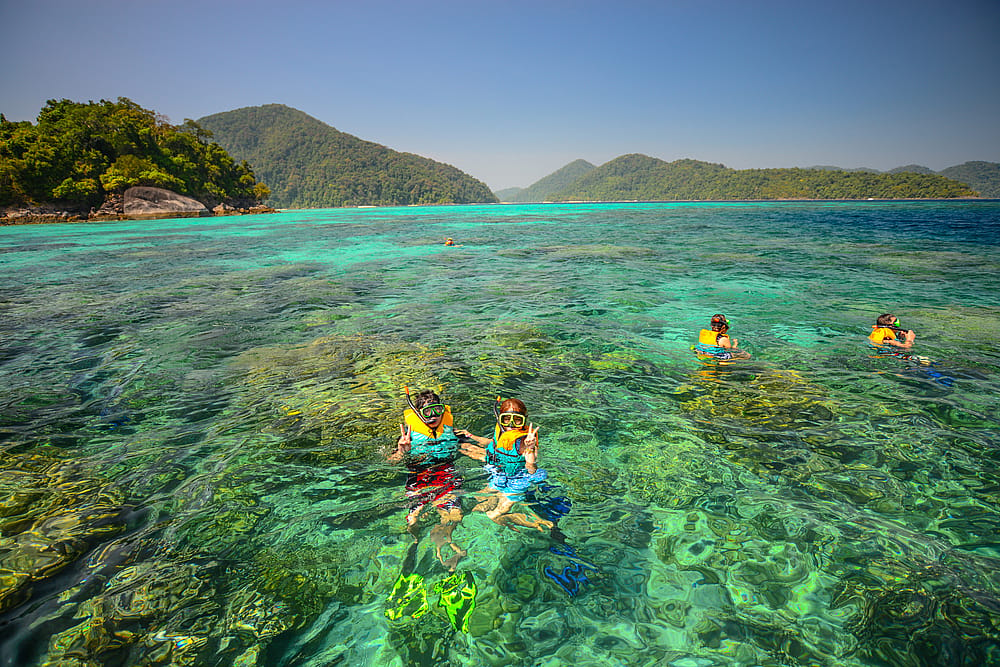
502, 156, 995, 201
197, 104, 496, 208
497, 159, 595, 202
938, 162, 1000, 198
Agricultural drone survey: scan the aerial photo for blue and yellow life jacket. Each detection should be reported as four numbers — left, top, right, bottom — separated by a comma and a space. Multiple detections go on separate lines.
694, 328, 730, 357
486, 424, 528, 477
404, 406, 459, 461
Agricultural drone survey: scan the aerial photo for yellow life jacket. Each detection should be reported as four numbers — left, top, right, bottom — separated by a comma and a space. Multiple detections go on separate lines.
403, 405, 454, 439
698, 329, 725, 347
869, 326, 897, 345
493, 423, 527, 451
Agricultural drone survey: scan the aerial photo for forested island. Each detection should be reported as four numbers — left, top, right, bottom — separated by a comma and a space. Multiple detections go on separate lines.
504, 154, 985, 203
1, 98, 272, 223
3, 98, 994, 224
197, 105, 497, 209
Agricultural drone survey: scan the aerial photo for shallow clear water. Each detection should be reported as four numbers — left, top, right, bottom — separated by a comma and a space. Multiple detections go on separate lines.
1, 201, 999, 666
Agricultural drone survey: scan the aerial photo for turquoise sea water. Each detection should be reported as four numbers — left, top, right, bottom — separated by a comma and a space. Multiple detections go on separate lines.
1, 201, 999, 666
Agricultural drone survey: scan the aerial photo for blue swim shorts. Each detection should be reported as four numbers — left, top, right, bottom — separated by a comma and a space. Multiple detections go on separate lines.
486, 466, 547, 501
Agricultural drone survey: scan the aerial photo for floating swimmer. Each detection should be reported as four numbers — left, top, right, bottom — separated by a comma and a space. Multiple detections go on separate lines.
867, 313, 953, 386
693, 313, 751, 361
868, 313, 916, 350
459, 397, 553, 532
389, 387, 479, 570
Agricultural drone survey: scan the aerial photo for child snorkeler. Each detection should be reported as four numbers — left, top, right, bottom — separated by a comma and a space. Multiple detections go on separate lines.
868, 313, 916, 350
459, 398, 553, 532
388, 388, 481, 570
694, 313, 751, 360
866, 313, 954, 385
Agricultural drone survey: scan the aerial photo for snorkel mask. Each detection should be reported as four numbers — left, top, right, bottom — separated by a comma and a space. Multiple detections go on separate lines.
405, 386, 446, 424
493, 396, 527, 431
888, 318, 910, 334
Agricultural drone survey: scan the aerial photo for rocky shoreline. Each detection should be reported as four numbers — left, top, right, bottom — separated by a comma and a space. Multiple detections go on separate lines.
2, 186, 277, 226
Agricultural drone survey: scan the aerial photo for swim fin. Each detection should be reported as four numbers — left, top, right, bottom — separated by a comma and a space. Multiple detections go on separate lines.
386, 572, 429, 621
434, 571, 477, 632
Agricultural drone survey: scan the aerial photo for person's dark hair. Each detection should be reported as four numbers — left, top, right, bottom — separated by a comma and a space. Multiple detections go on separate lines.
498, 398, 526, 415
710, 314, 729, 332
414, 390, 442, 408
876, 313, 896, 327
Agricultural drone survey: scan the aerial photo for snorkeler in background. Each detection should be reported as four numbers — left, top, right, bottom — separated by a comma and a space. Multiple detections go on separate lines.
459, 398, 553, 532
867, 313, 953, 385
868, 313, 916, 349
389, 388, 480, 570
694, 313, 751, 360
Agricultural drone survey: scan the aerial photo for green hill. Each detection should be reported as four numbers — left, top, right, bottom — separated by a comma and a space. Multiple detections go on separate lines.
808, 165, 880, 173
494, 186, 523, 201
888, 164, 936, 175
197, 104, 496, 208
547, 154, 978, 201
496, 159, 596, 202
938, 161, 1000, 198
0, 97, 268, 211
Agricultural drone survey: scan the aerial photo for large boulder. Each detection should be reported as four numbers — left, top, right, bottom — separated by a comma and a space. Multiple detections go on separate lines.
123, 187, 208, 220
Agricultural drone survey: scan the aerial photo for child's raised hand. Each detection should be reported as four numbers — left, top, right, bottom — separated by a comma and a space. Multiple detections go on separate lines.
398, 423, 411, 447
525, 423, 539, 448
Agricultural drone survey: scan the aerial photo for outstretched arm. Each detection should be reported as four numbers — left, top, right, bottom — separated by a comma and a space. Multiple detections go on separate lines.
454, 429, 488, 460
884, 330, 915, 349
455, 429, 491, 446
719, 333, 739, 349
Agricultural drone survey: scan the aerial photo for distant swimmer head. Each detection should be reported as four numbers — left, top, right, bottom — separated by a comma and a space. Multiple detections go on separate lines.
875, 313, 906, 330
444, 238, 455, 246
710, 314, 730, 331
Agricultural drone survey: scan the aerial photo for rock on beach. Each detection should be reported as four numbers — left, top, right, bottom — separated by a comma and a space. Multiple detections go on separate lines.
123, 186, 209, 220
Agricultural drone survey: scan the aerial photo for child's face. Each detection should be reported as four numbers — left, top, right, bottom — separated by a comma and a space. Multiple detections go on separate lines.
418, 403, 446, 427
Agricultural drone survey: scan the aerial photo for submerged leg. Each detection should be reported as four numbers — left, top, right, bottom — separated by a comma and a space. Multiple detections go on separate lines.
405, 505, 425, 543
495, 511, 554, 532
485, 495, 516, 521
429, 506, 466, 571
471, 488, 500, 514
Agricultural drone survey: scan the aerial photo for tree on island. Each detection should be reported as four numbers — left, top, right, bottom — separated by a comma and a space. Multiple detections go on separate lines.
0, 98, 270, 212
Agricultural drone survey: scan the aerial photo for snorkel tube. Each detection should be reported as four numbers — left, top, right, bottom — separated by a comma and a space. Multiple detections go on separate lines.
404, 386, 429, 424
887, 320, 913, 337
493, 396, 514, 433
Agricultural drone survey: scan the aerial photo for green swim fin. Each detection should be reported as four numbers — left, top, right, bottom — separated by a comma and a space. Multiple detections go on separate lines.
434, 571, 477, 632
386, 572, 429, 620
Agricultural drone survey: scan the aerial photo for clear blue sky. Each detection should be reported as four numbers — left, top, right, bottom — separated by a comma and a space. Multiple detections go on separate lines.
2, 0, 998, 190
